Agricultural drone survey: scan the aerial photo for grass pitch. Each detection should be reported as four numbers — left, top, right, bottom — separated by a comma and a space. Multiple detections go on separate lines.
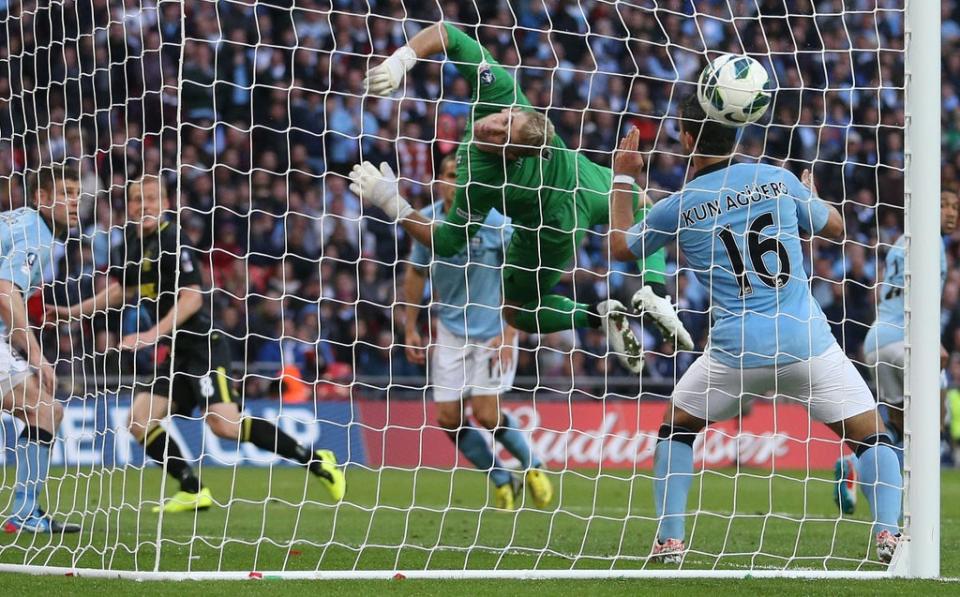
1, 466, 958, 594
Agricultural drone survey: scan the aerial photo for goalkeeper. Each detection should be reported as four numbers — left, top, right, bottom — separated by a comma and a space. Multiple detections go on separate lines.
352, 22, 693, 374
50, 176, 345, 512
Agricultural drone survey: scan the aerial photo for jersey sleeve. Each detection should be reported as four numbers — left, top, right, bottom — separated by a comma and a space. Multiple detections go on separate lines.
432, 154, 504, 257
408, 223, 432, 270
627, 194, 681, 258
0, 231, 34, 292
443, 23, 527, 109
164, 227, 204, 288
787, 173, 831, 234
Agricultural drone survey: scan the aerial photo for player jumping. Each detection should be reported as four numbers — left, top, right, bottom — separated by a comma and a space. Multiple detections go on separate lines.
610, 98, 903, 565
405, 154, 552, 510
50, 176, 345, 512
832, 190, 960, 513
352, 22, 692, 374
1, 164, 82, 533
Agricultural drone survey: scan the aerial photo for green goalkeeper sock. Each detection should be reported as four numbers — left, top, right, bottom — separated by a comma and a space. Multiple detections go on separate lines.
513, 294, 594, 333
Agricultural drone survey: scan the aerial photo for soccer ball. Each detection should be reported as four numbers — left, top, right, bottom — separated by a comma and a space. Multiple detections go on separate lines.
696, 54, 772, 126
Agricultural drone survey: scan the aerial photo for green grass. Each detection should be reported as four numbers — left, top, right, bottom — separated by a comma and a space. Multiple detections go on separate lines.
1, 466, 958, 593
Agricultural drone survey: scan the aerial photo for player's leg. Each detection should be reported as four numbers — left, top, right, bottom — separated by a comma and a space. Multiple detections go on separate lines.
432, 326, 514, 508
202, 335, 345, 501
651, 355, 757, 562
501, 230, 642, 373
469, 332, 553, 508
1, 356, 78, 533
128, 390, 212, 513
802, 344, 902, 563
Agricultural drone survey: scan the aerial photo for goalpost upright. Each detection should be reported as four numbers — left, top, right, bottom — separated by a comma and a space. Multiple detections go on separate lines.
904, 0, 941, 580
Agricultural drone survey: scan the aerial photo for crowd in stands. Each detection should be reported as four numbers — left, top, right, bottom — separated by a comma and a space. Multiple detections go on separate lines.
1, 0, 958, 406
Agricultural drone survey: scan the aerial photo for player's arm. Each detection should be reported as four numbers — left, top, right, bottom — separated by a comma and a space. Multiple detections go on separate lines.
119, 284, 203, 351
795, 169, 843, 240
366, 22, 518, 104
403, 239, 430, 365
48, 281, 126, 320
348, 162, 481, 257
0, 279, 54, 391
611, 128, 659, 261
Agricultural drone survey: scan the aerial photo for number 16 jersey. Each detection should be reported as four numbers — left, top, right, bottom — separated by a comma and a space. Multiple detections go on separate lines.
627, 161, 834, 368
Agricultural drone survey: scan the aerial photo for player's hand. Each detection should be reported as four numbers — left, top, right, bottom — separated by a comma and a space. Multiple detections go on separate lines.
801, 168, 819, 197
364, 46, 417, 96
37, 360, 56, 396
348, 161, 413, 220
405, 329, 427, 365
613, 127, 645, 180
120, 328, 159, 351
488, 334, 516, 374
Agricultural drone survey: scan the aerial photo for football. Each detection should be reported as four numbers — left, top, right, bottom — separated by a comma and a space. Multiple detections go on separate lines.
696, 53, 772, 126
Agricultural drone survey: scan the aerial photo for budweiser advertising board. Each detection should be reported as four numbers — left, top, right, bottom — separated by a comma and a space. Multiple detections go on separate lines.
359, 399, 850, 471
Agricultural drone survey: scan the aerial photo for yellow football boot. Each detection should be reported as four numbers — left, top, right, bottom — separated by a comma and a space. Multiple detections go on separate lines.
526, 468, 553, 509
152, 487, 214, 513
312, 449, 346, 501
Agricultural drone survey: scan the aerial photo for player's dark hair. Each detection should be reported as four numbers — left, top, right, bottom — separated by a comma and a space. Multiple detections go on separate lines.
26, 163, 80, 204
679, 94, 738, 156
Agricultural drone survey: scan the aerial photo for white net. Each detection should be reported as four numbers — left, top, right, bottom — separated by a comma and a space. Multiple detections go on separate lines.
0, 0, 930, 579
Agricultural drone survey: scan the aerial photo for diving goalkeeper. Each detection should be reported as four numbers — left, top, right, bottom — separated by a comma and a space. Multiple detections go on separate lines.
351, 22, 692, 374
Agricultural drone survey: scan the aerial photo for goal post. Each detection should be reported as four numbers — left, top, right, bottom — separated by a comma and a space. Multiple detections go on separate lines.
0, 0, 946, 581
904, 0, 941, 580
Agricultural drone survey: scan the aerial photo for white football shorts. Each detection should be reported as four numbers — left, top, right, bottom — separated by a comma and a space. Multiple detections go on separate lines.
430, 322, 518, 403
672, 342, 876, 424
0, 337, 33, 399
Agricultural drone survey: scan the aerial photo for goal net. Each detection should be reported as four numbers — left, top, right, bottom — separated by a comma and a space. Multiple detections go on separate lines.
0, 0, 941, 580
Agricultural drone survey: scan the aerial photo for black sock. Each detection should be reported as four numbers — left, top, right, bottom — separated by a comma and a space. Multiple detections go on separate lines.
143, 428, 201, 494
241, 417, 312, 465
20, 425, 55, 445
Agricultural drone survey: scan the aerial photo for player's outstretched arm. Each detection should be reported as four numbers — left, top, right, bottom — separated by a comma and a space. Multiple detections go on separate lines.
47, 280, 125, 320
801, 168, 844, 240
119, 285, 203, 351
365, 23, 448, 96
610, 127, 645, 262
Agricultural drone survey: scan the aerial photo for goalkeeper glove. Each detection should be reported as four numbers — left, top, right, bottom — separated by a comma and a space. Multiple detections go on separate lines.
364, 46, 417, 96
631, 285, 695, 351
348, 161, 414, 221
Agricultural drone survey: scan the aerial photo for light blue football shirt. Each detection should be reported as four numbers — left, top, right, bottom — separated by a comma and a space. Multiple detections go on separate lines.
0, 207, 54, 337
628, 162, 834, 368
863, 235, 947, 353
409, 203, 512, 341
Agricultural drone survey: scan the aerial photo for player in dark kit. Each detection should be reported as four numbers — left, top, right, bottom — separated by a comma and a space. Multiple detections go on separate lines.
52, 176, 345, 512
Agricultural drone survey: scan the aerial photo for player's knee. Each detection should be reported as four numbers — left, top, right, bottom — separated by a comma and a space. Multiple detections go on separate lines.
207, 416, 241, 440
472, 402, 501, 430
435, 409, 463, 432
49, 401, 64, 429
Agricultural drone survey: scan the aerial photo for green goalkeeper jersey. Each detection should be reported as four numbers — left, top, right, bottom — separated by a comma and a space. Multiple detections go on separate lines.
431, 24, 617, 258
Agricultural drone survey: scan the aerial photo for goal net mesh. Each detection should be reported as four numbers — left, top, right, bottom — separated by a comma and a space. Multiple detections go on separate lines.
0, 0, 917, 577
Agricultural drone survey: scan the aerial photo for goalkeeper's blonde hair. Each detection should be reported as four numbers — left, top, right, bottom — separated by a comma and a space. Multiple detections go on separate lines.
515, 110, 555, 156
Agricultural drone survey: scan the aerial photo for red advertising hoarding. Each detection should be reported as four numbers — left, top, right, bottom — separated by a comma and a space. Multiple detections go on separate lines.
359, 399, 849, 471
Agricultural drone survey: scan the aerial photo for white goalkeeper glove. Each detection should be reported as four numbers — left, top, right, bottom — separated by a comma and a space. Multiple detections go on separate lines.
364, 46, 417, 96
348, 161, 413, 221
632, 286, 695, 351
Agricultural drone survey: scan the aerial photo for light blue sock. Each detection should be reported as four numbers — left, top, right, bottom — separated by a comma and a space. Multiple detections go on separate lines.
858, 438, 903, 536
12, 428, 53, 520
448, 425, 512, 488
494, 412, 541, 469
653, 435, 694, 541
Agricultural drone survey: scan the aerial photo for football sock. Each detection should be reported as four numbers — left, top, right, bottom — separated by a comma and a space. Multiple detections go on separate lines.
446, 424, 512, 488
513, 295, 593, 333
143, 427, 201, 494
654, 424, 696, 542
12, 425, 54, 519
494, 412, 541, 469
856, 434, 902, 535
240, 416, 313, 465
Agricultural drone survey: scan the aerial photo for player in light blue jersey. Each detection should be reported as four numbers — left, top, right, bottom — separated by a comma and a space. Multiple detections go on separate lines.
0, 164, 82, 533
404, 155, 552, 510
833, 190, 959, 513
609, 95, 903, 565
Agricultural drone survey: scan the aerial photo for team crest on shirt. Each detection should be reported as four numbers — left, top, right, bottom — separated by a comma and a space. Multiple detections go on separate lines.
478, 62, 495, 86
21, 252, 36, 277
